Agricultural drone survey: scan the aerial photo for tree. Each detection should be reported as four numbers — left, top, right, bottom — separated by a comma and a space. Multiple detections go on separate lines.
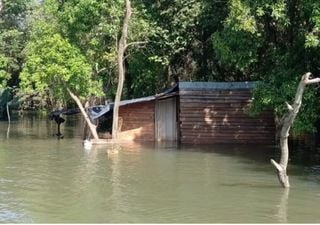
21, 25, 103, 140
112, 0, 132, 139
271, 72, 320, 188
139, 0, 206, 84
54, 0, 123, 97
208, 0, 320, 187
213, 0, 320, 135
0, 0, 30, 88
22, 0, 159, 140
111, 0, 162, 139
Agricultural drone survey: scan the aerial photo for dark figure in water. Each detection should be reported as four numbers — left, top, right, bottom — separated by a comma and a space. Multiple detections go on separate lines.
49, 110, 65, 138
49, 108, 80, 139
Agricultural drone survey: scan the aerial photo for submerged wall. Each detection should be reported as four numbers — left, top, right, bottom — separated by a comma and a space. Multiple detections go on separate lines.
118, 101, 155, 142
178, 82, 275, 144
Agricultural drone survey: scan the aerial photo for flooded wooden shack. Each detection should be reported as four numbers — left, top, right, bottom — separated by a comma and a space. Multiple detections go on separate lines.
96, 81, 275, 144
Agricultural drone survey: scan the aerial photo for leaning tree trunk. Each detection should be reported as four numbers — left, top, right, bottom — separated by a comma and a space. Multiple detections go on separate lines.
112, 0, 132, 139
271, 72, 320, 188
67, 88, 100, 140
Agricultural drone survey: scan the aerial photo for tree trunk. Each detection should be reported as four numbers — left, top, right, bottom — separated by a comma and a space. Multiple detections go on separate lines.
271, 72, 320, 188
66, 88, 100, 140
112, 0, 132, 139
6, 103, 10, 124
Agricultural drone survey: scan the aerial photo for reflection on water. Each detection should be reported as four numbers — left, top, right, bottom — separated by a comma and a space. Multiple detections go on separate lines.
276, 188, 289, 223
0, 115, 320, 223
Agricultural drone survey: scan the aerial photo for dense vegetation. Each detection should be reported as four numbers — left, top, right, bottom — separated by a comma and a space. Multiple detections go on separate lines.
1, 0, 320, 135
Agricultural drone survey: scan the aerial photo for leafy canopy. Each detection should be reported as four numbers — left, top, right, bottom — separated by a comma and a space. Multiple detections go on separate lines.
21, 22, 103, 102
214, 0, 320, 134
0, 0, 29, 87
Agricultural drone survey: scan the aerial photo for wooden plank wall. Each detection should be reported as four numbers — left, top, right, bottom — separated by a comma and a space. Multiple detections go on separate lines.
179, 89, 275, 144
118, 101, 155, 141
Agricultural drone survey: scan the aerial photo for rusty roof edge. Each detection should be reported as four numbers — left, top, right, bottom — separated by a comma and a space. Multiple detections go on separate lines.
106, 81, 257, 107
178, 81, 258, 90
155, 83, 179, 98
119, 95, 156, 106
116, 83, 178, 105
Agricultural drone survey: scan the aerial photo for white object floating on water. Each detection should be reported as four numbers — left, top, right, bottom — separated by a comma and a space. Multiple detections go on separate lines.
83, 139, 92, 150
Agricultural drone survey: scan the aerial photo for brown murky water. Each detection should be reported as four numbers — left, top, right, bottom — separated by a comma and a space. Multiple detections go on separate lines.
0, 114, 320, 223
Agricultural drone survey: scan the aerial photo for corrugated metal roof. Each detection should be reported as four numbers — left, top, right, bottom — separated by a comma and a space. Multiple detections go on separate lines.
119, 95, 155, 106
179, 81, 257, 90
88, 96, 156, 120
155, 83, 178, 98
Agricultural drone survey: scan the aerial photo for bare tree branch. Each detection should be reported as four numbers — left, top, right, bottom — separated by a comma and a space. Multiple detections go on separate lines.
94, 63, 107, 75
67, 88, 99, 140
303, 73, 320, 84
125, 41, 148, 51
285, 102, 293, 111
271, 72, 320, 188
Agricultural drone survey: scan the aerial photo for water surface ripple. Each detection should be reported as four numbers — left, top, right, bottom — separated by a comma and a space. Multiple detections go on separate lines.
0, 116, 320, 223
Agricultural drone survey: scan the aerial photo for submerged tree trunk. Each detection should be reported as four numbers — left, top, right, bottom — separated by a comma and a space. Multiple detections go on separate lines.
67, 88, 100, 140
6, 103, 10, 124
6, 103, 10, 139
271, 72, 320, 188
112, 0, 132, 139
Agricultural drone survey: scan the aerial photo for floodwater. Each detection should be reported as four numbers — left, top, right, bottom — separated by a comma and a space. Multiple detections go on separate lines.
0, 114, 320, 223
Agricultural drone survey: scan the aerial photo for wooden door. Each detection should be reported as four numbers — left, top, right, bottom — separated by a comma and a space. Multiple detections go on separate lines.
155, 97, 177, 141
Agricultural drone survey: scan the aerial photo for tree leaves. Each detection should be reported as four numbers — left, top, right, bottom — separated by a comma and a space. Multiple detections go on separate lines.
21, 28, 103, 104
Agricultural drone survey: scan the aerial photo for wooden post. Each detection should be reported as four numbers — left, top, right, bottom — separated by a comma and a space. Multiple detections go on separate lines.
271, 72, 320, 188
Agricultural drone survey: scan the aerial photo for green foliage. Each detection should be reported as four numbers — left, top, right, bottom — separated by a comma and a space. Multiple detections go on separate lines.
0, 87, 20, 118
212, 0, 320, 134
21, 26, 103, 104
0, 88, 12, 108
212, 29, 261, 74
140, 0, 205, 83
56, 0, 123, 54
0, 55, 10, 87
0, 0, 29, 87
1, 0, 320, 135
305, 2, 320, 48
225, 0, 257, 34
125, 52, 164, 98
251, 75, 320, 134
51, 0, 159, 98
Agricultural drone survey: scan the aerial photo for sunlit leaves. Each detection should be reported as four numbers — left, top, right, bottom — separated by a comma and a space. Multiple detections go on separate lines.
215, 0, 320, 134
225, 0, 257, 34
21, 30, 103, 102
305, 32, 320, 48
305, 4, 320, 48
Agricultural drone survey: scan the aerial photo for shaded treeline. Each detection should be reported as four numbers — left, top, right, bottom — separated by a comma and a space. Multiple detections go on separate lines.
1, 0, 320, 135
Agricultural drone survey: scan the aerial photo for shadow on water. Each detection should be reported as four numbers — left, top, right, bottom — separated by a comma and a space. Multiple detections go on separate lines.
180, 143, 276, 161
288, 136, 320, 166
